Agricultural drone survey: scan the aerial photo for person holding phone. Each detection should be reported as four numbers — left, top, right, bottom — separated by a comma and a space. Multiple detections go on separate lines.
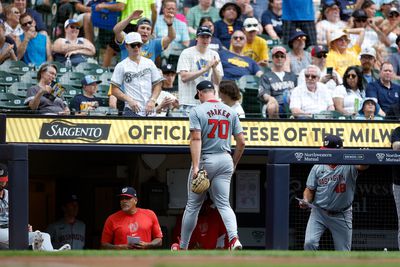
101, 186, 163, 250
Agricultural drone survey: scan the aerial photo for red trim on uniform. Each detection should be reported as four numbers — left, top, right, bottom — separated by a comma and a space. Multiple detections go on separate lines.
207, 99, 219, 103
0, 176, 8, 182
119, 194, 135, 198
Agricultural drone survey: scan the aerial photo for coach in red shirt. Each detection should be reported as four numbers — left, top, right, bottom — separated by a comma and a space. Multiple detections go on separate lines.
101, 187, 163, 249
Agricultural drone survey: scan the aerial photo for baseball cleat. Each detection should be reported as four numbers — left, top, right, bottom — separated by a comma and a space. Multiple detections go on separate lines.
32, 231, 44, 251
170, 243, 180, 251
229, 237, 242, 250
58, 244, 71, 251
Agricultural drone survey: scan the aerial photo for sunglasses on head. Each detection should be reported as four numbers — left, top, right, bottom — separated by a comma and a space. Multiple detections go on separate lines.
130, 43, 142, 48
305, 74, 318, 79
21, 20, 33, 27
346, 74, 357, 79
316, 53, 327, 58
232, 36, 244, 40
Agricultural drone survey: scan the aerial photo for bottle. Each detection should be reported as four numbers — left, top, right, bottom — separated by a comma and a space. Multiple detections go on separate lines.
65, 56, 72, 71
354, 98, 360, 114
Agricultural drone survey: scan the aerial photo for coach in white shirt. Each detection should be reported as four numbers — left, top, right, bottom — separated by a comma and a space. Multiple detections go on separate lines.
111, 32, 164, 117
290, 65, 334, 118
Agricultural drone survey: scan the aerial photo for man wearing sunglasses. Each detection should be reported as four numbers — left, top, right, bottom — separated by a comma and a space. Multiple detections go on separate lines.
290, 65, 334, 118
17, 13, 52, 67
52, 19, 96, 67
241, 17, 269, 67
111, 32, 164, 117
219, 30, 262, 81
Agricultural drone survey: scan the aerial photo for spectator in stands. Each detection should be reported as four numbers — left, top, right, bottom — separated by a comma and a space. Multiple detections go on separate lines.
113, 12, 175, 63
389, 35, 400, 80
219, 80, 245, 118
111, 32, 163, 117
101, 186, 163, 249
183, 0, 199, 16
355, 97, 383, 120
155, 64, 179, 116
236, 0, 254, 20
366, 61, 400, 115
326, 30, 361, 77
46, 193, 86, 250
321, 0, 357, 21
390, 126, 400, 250
0, 21, 17, 64
13, 0, 47, 34
189, 17, 223, 52
69, 75, 103, 115
4, 4, 22, 43
286, 28, 311, 75
376, 0, 395, 18
332, 66, 365, 117
316, 0, 347, 46
241, 17, 269, 67
261, 0, 282, 40
282, 0, 317, 46
359, 47, 379, 88
52, 19, 96, 66
379, 7, 400, 48
18, 14, 52, 67
214, 2, 243, 49
71, 0, 94, 43
297, 45, 342, 94
259, 46, 297, 118
98, 0, 157, 67
290, 65, 334, 118
154, 0, 190, 60
186, 0, 219, 39
25, 63, 70, 115
219, 30, 262, 81
177, 26, 223, 115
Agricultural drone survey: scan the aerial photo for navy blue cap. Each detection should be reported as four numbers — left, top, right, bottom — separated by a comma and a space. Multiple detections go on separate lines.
195, 80, 214, 99
323, 135, 343, 149
196, 26, 212, 37
118, 187, 137, 198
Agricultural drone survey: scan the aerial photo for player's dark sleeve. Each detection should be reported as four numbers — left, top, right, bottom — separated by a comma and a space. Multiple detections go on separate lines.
391, 126, 400, 143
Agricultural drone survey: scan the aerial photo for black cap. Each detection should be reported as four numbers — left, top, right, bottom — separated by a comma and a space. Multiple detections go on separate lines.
196, 26, 212, 37
323, 0, 339, 8
322, 134, 343, 149
118, 186, 137, 198
62, 193, 79, 205
288, 28, 308, 48
352, 9, 368, 19
391, 126, 400, 143
195, 80, 214, 99
137, 17, 152, 27
161, 63, 176, 73
219, 2, 241, 19
311, 45, 329, 57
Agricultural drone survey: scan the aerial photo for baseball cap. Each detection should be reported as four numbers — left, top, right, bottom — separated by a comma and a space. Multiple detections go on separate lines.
323, 0, 339, 8
288, 28, 308, 48
125, 32, 142, 44
195, 80, 214, 99
81, 75, 101, 86
322, 134, 343, 149
118, 187, 137, 198
359, 47, 376, 58
0, 163, 8, 182
352, 9, 368, 19
161, 63, 176, 73
196, 26, 212, 37
311, 45, 329, 57
64, 18, 80, 29
243, 17, 259, 32
62, 193, 79, 205
271, 46, 287, 55
137, 17, 152, 27
389, 7, 400, 15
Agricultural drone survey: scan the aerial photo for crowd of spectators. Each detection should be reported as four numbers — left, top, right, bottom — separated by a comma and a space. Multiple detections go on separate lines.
0, 0, 400, 119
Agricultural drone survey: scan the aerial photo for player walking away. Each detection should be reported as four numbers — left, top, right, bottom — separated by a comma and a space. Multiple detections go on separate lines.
175, 80, 245, 250
391, 126, 400, 250
0, 163, 70, 251
299, 135, 368, 251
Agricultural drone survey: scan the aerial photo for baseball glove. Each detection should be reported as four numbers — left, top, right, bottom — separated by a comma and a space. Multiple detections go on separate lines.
191, 169, 210, 194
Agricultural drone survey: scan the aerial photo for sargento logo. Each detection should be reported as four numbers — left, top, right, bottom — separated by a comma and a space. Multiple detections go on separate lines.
39, 120, 111, 142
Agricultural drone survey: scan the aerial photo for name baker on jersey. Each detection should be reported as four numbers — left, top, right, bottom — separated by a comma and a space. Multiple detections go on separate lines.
318, 174, 344, 186
207, 109, 231, 118
124, 69, 152, 83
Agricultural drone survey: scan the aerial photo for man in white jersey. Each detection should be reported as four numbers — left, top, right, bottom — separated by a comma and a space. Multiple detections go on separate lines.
111, 32, 164, 117
177, 26, 223, 116
172, 80, 245, 250
0, 163, 70, 251
299, 135, 368, 251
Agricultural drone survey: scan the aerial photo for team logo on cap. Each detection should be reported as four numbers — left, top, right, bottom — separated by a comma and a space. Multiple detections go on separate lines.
324, 140, 330, 147
122, 187, 128, 193
0, 169, 4, 176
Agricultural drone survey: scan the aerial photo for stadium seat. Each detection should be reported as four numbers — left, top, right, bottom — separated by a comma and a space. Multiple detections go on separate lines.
19, 71, 38, 85
62, 84, 81, 98
75, 62, 106, 76
0, 92, 28, 110
58, 72, 85, 88
0, 60, 30, 75
98, 72, 112, 85
0, 71, 20, 93
44, 61, 68, 76
7, 82, 31, 97
96, 84, 110, 97
237, 75, 262, 118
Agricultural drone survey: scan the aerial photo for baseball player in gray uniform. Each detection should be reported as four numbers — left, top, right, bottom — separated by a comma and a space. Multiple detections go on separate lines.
299, 135, 368, 251
0, 163, 70, 251
177, 80, 245, 250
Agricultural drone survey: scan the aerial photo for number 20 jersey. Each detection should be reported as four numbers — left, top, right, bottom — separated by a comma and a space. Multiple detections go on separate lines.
189, 100, 243, 154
